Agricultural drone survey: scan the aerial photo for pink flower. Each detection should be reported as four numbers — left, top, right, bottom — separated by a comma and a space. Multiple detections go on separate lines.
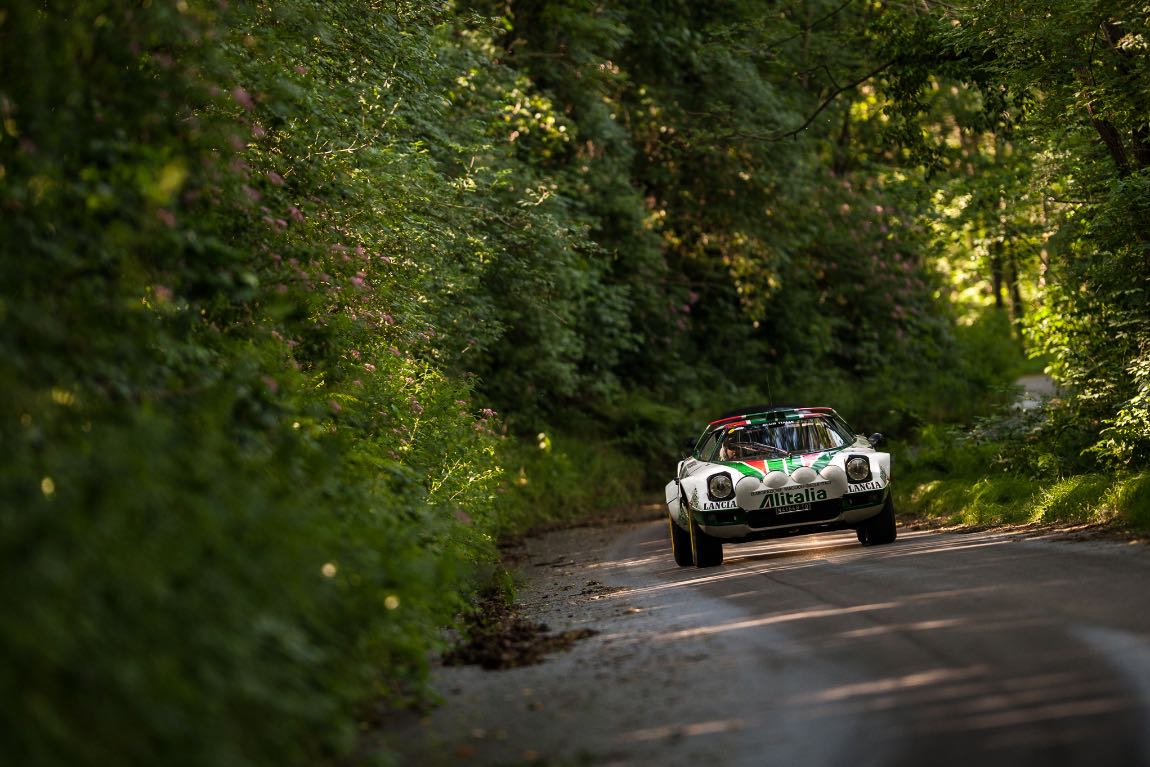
409, 398, 424, 415
232, 87, 255, 111
251, 124, 266, 139
156, 209, 177, 228
267, 171, 284, 186
288, 206, 304, 222
351, 275, 365, 288
329, 400, 342, 413
364, 363, 376, 372
153, 285, 173, 303
261, 375, 278, 393
294, 65, 308, 75
243, 185, 261, 202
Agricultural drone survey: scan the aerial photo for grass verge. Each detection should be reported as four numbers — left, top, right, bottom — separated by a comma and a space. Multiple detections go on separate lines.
895, 471, 1150, 533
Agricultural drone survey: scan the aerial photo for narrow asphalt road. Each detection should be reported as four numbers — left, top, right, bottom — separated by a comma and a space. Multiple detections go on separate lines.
383, 518, 1150, 766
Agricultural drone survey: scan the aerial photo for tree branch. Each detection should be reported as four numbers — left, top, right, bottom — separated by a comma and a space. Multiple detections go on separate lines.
741, 59, 896, 143
761, 0, 856, 50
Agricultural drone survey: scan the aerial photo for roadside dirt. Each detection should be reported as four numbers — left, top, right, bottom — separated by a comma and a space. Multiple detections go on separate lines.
442, 588, 599, 671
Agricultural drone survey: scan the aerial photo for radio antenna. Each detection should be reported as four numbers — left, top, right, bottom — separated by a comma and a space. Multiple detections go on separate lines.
765, 371, 774, 407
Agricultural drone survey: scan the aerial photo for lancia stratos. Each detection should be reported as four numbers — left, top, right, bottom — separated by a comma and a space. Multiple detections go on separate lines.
665, 406, 895, 567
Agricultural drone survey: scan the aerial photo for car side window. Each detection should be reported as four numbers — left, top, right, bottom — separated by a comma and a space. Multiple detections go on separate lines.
699, 429, 725, 461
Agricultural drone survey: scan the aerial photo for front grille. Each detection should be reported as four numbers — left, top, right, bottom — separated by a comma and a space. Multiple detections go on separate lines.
746, 499, 842, 529
843, 490, 883, 509
704, 509, 742, 525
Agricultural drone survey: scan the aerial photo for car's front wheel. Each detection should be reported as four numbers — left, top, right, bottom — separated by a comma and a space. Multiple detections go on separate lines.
856, 495, 897, 546
669, 514, 694, 567
689, 510, 724, 568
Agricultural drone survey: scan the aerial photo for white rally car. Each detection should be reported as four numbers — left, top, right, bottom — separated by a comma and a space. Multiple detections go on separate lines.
666, 406, 895, 567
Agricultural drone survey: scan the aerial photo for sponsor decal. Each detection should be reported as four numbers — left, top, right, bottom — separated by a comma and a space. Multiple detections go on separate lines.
750, 479, 830, 495
678, 505, 688, 527
880, 465, 889, 483
703, 500, 738, 510
848, 480, 885, 492
811, 451, 839, 472
690, 487, 700, 510
719, 460, 764, 479
758, 487, 828, 510
719, 450, 844, 480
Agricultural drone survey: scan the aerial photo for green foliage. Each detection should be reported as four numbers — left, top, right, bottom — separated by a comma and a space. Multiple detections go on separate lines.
6, 0, 1145, 765
877, 0, 1150, 464
497, 431, 644, 533
1, 3, 503, 766
897, 427, 1150, 532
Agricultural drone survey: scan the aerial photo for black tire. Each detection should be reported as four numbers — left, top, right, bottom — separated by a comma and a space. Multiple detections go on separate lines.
689, 510, 724, 568
857, 495, 897, 546
669, 514, 694, 567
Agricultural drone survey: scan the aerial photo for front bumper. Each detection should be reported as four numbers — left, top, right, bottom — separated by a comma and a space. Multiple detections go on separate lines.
694, 489, 888, 541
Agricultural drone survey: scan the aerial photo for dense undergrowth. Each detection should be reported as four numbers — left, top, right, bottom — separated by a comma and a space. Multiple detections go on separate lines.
895, 413, 1150, 534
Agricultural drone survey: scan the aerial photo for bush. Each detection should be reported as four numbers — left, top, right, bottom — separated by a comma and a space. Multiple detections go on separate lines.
497, 431, 645, 534
0, 4, 505, 766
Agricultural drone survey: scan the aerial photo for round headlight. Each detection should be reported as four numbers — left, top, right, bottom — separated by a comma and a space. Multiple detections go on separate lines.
708, 473, 734, 499
846, 456, 870, 482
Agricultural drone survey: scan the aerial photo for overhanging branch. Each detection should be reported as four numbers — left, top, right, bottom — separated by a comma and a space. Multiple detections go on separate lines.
766, 59, 895, 141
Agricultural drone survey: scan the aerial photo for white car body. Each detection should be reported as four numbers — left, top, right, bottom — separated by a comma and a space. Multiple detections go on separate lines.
665, 406, 895, 567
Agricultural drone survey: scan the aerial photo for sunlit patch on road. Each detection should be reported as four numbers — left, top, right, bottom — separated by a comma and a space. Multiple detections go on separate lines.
659, 601, 900, 640
618, 718, 746, 743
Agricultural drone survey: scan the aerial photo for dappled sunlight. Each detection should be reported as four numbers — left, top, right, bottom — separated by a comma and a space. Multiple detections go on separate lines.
660, 602, 901, 640
566, 520, 1149, 759
503, 519, 1150, 763
786, 660, 1138, 748
587, 525, 1024, 602
791, 666, 988, 704
829, 617, 965, 640
617, 718, 745, 743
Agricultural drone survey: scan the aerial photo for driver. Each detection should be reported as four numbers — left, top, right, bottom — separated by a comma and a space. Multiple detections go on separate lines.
719, 430, 740, 461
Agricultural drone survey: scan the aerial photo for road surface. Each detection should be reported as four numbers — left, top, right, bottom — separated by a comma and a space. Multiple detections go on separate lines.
382, 516, 1150, 766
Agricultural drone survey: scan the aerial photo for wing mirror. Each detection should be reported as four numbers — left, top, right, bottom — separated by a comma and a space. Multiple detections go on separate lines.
867, 432, 884, 448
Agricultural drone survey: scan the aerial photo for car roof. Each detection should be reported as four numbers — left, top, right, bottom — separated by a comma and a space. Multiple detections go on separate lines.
707, 405, 836, 428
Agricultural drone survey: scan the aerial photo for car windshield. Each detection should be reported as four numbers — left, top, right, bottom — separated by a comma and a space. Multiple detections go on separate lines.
701, 415, 853, 461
